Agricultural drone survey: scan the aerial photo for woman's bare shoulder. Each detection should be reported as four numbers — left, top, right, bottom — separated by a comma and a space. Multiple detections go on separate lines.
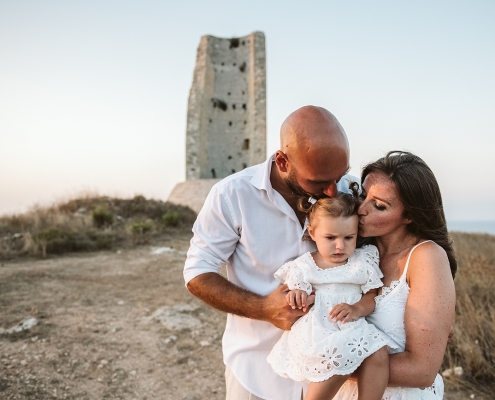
406, 240, 452, 282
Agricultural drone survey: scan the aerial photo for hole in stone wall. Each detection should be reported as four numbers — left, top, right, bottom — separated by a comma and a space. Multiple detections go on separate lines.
239, 62, 246, 72
242, 104, 246, 110
242, 163, 247, 169
242, 40, 245, 45
242, 91, 245, 95
229, 121, 232, 126
230, 38, 240, 48
211, 98, 227, 111
221, 62, 225, 66
211, 168, 216, 178
242, 139, 250, 150
231, 169, 236, 173
228, 155, 232, 159
228, 92, 231, 95
232, 104, 236, 109
233, 63, 236, 66
209, 119, 212, 123
244, 120, 247, 124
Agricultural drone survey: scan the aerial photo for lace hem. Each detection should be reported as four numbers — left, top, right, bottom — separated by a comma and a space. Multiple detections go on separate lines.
375, 279, 400, 305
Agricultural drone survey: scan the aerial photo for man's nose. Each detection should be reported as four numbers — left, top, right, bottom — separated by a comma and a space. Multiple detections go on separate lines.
323, 183, 338, 198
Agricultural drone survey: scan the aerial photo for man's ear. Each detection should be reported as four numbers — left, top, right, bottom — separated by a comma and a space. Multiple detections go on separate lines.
274, 150, 289, 173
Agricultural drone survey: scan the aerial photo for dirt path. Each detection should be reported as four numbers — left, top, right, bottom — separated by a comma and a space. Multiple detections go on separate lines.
0, 233, 487, 399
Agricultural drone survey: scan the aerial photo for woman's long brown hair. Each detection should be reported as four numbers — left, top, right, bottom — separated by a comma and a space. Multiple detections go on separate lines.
362, 151, 457, 278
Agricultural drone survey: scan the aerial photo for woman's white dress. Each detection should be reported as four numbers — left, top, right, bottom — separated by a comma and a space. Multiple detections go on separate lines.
267, 245, 398, 382
334, 241, 444, 399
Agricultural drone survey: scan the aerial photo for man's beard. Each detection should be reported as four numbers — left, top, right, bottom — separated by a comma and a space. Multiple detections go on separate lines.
284, 168, 325, 199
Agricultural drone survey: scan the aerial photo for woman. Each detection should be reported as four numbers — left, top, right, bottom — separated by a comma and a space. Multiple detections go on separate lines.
335, 151, 456, 399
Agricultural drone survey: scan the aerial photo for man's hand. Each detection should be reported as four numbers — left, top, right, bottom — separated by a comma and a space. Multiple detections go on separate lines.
187, 273, 314, 331
329, 302, 360, 324
262, 285, 314, 330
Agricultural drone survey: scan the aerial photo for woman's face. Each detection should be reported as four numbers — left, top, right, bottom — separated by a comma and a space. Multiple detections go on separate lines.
358, 172, 411, 238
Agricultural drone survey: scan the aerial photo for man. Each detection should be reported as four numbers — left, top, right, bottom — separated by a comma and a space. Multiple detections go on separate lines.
184, 106, 355, 400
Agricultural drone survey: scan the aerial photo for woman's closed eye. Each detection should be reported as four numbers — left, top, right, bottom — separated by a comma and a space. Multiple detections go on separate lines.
373, 201, 386, 211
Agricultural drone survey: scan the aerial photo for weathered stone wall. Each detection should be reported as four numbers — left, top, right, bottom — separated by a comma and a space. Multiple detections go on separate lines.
185, 32, 266, 180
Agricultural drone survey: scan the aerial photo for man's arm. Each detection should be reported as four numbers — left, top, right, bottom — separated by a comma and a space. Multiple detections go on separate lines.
187, 272, 311, 330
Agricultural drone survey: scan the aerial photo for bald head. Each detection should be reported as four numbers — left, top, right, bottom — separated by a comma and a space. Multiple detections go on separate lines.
280, 106, 349, 162
274, 106, 350, 199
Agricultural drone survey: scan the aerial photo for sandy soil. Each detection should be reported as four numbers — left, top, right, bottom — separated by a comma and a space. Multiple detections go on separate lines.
0, 233, 488, 399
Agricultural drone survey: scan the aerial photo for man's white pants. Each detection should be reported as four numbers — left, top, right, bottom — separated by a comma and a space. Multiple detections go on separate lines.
225, 366, 304, 400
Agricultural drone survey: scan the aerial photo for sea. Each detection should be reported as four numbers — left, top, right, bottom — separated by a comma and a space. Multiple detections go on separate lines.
447, 220, 495, 236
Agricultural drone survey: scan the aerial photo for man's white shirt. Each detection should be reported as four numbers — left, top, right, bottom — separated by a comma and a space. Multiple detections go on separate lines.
184, 155, 357, 400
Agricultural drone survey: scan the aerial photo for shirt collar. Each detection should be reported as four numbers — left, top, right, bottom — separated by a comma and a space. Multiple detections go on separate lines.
250, 154, 275, 193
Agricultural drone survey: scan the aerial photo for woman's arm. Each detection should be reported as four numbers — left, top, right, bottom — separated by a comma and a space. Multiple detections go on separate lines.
388, 242, 456, 387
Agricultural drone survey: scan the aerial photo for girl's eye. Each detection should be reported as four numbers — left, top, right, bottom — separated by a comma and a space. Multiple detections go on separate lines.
345, 236, 354, 240
326, 236, 335, 240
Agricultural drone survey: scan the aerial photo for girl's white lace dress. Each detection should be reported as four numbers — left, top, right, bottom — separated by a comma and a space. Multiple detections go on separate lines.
267, 245, 398, 382
334, 241, 444, 399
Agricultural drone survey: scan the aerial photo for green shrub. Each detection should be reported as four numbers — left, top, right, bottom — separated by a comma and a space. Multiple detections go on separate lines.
128, 220, 154, 235
36, 228, 95, 257
162, 211, 181, 227
92, 205, 114, 227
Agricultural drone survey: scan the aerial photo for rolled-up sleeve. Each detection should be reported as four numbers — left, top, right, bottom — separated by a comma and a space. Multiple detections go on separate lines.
183, 184, 241, 285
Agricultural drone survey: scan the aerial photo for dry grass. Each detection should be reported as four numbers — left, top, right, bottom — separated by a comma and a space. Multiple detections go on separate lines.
442, 232, 495, 395
0, 195, 196, 259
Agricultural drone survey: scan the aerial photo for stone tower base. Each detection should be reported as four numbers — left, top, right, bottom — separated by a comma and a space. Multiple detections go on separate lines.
167, 179, 220, 214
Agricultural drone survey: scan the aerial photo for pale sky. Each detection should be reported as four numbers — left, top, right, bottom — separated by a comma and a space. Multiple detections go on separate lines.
1, 1, 494, 220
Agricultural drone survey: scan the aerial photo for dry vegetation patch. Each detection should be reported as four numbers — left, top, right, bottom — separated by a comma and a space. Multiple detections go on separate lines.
0, 195, 196, 260
442, 232, 495, 396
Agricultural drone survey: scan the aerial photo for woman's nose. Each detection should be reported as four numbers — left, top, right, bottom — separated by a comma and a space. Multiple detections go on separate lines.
357, 200, 367, 215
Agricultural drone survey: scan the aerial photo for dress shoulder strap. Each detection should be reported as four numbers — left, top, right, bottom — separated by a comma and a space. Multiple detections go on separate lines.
402, 240, 433, 277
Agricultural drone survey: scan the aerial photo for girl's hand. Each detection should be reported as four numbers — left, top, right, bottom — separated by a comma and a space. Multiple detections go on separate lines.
285, 289, 308, 310
329, 303, 360, 324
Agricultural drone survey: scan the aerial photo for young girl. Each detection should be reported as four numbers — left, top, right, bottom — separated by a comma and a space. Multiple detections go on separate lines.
267, 189, 397, 400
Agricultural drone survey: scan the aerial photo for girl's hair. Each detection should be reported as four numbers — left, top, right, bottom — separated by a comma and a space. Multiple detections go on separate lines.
298, 182, 360, 224
362, 150, 457, 278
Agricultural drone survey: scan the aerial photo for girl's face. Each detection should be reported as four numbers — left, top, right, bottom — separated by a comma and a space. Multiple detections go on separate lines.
307, 214, 358, 264
357, 172, 411, 238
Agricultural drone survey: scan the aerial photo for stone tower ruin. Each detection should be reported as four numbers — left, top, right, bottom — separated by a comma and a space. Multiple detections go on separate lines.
186, 31, 266, 180
168, 31, 267, 213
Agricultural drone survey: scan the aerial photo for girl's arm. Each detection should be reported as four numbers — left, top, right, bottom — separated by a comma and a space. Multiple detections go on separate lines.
329, 289, 377, 323
388, 242, 456, 387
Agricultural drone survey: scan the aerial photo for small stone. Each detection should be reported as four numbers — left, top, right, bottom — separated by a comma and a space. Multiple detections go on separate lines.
200, 340, 210, 346
100, 359, 108, 365
117, 300, 125, 305
20, 360, 27, 365
130, 370, 137, 376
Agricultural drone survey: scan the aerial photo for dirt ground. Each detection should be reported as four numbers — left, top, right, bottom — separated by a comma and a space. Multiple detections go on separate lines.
0, 233, 489, 399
